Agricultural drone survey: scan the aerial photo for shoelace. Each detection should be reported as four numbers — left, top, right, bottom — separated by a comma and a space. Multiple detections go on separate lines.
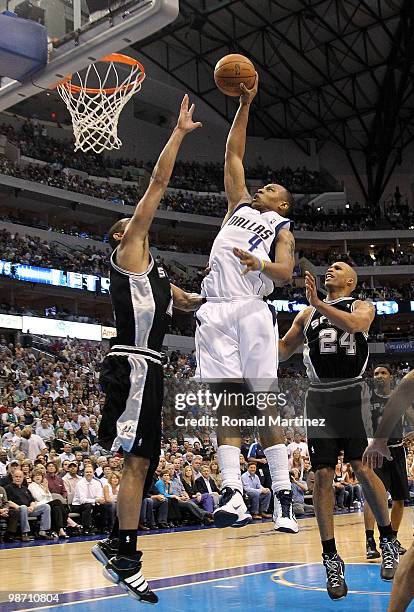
279, 493, 292, 518
324, 558, 343, 588
381, 543, 396, 569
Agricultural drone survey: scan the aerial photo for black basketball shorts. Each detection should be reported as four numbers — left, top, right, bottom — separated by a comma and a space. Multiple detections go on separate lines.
374, 445, 409, 501
98, 346, 163, 460
306, 380, 370, 470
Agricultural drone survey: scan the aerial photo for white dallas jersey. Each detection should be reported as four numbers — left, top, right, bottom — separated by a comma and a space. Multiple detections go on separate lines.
202, 202, 291, 299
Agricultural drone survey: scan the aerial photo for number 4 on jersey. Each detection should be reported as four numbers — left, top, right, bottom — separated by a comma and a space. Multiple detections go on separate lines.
248, 235, 262, 252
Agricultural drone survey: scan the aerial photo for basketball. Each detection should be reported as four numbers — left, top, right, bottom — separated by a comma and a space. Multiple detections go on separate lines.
214, 54, 256, 97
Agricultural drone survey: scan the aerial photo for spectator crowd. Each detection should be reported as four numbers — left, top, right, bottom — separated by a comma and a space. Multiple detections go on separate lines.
0, 337, 413, 544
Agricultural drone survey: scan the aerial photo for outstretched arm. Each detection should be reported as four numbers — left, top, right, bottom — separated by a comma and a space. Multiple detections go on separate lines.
305, 272, 375, 333
279, 307, 310, 361
171, 284, 203, 312
222, 75, 258, 225
117, 95, 202, 272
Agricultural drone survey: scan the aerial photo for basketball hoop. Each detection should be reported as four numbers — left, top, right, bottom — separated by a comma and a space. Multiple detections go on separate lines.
56, 53, 145, 154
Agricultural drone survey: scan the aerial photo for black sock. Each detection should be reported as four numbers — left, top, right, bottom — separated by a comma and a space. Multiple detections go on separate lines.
110, 516, 119, 540
118, 529, 138, 557
392, 529, 398, 538
322, 538, 337, 556
378, 523, 393, 541
365, 529, 375, 541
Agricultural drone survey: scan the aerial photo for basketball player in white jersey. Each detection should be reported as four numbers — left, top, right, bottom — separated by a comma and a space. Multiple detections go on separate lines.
195, 75, 298, 532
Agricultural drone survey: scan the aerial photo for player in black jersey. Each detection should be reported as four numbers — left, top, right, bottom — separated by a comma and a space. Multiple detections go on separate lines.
92, 95, 203, 604
364, 365, 409, 560
278, 262, 399, 600
364, 370, 414, 612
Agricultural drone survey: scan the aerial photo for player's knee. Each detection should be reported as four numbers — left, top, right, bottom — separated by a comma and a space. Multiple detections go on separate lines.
123, 454, 150, 476
350, 459, 367, 478
314, 466, 334, 487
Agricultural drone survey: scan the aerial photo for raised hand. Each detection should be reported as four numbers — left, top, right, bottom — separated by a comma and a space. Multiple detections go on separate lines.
176, 94, 203, 133
239, 72, 259, 106
233, 247, 261, 275
305, 271, 320, 307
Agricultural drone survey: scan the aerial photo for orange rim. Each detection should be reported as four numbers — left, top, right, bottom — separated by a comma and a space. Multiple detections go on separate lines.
56, 53, 145, 95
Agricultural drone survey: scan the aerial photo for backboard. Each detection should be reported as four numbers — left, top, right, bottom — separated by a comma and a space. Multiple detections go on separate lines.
0, 0, 179, 111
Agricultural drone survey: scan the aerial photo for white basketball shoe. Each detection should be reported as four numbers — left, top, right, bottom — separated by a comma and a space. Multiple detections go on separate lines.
273, 489, 299, 533
213, 487, 252, 528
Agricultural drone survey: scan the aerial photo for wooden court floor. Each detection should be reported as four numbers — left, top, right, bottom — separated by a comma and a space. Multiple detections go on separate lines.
1, 510, 413, 596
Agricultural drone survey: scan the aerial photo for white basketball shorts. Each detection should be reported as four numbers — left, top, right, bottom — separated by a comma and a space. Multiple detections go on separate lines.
194, 298, 278, 391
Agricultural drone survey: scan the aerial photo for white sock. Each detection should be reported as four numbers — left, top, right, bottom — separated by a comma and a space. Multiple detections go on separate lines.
217, 444, 242, 493
264, 443, 291, 494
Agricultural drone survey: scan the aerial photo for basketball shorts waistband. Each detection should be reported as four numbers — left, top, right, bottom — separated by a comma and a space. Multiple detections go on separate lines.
204, 296, 264, 302
108, 344, 162, 364
309, 377, 364, 392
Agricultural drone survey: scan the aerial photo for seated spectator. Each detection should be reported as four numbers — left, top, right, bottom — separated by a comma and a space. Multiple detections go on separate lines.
333, 462, 348, 510
62, 462, 83, 531
140, 486, 169, 530
52, 428, 68, 453
240, 454, 248, 475
59, 460, 71, 477
290, 468, 313, 516
0, 449, 7, 478
153, 469, 181, 526
79, 439, 91, 456
209, 460, 222, 489
45, 462, 67, 500
59, 443, 75, 463
76, 422, 95, 445
21, 460, 33, 485
0, 459, 21, 487
344, 464, 363, 509
155, 469, 212, 526
191, 455, 203, 479
288, 449, 304, 479
5, 469, 52, 541
102, 472, 119, 531
28, 471, 69, 538
94, 456, 108, 480
195, 465, 220, 509
35, 417, 55, 443
241, 464, 272, 520
181, 465, 214, 513
72, 465, 106, 534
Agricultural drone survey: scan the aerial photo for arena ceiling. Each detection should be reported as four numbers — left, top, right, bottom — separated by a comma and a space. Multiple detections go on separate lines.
134, 0, 414, 203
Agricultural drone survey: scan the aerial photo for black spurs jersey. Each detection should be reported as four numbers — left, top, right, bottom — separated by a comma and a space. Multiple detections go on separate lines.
370, 389, 403, 446
110, 249, 172, 352
303, 297, 369, 384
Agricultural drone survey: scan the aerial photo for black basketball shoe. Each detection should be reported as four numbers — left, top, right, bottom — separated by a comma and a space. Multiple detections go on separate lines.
91, 538, 119, 566
366, 537, 381, 560
322, 553, 348, 600
380, 538, 399, 581
104, 553, 158, 604
395, 539, 407, 556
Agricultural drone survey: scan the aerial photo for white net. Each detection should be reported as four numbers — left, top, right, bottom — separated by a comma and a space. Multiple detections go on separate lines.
57, 55, 145, 154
